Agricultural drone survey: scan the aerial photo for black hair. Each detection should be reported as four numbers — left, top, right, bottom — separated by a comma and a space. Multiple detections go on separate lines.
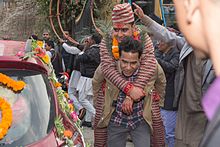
29, 34, 38, 40
119, 37, 143, 58
45, 40, 54, 48
91, 33, 102, 44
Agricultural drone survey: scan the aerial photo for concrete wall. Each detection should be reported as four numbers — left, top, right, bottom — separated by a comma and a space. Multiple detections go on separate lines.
0, 0, 49, 41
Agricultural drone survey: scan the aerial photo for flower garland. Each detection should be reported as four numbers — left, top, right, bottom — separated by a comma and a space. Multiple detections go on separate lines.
111, 29, 141, 60
0, 73, 26, 140
0, 97, 13, 140
33, 47, 50, 65
0, 73, 26, 92
23, 38, 86, 146
23, 39, 50, 65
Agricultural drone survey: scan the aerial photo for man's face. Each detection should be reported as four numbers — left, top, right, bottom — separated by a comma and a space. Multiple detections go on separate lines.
199, 0, 220, 55
45, 43, 51, 51
112, 23, 133, 43
119, 50, 140, 77
43, 32, 50, 40
83, 37, 92, 50
158, 41, 170, 53
173, 0, 208, 55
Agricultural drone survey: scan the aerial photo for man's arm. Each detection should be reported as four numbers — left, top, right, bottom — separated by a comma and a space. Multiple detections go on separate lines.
62, 43, 81, 55
133, 2, 185, 51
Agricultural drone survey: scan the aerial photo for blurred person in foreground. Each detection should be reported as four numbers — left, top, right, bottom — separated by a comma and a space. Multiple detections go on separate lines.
171, 0, 220, 146
133, 1, 215, 146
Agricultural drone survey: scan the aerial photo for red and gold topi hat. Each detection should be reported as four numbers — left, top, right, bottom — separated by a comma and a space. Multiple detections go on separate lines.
112, 3, 134, 24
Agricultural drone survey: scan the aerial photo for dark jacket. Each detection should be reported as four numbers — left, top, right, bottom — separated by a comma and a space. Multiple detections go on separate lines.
155, 48, 180, 110
78, 44, 100, 78
50, 49, 63, 77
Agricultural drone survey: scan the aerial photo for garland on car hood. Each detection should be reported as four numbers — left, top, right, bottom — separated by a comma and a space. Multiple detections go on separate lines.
22, 38, 86, 147
0, 73, 26, 140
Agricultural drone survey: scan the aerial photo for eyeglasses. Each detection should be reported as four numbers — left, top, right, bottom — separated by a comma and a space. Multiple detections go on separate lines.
43, 33, 49, 36
113, 28, 129, 33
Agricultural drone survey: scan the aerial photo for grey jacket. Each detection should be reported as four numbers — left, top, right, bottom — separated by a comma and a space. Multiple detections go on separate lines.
141, 15, 215, 108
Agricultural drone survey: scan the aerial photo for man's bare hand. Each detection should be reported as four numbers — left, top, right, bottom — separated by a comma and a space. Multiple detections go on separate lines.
59, 39, 64, 44
133, 2, 145, 19
122, 96, 133, 115
128, 86, 146, 102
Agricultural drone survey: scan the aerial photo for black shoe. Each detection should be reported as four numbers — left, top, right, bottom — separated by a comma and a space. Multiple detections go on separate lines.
82, 121, 92, 127
78, 108, 86, 120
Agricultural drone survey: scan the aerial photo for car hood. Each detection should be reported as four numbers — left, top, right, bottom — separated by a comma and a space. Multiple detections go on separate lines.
0, 40, 25, 56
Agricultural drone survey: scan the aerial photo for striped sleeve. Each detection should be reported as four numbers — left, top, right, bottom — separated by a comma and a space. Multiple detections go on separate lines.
133, 34, 156, 88
100, 39, 129, 90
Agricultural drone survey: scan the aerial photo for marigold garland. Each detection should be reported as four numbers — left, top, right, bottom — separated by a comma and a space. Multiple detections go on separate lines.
0, 97, 13, 140
64, 130, 73, 138
112, 30, 140, 60
0, 73, 26, 92
112, 37, 119, 59
34, 47, 50, 64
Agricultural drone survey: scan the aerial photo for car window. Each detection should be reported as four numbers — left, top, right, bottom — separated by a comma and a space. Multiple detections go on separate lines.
0, 70, 56, 146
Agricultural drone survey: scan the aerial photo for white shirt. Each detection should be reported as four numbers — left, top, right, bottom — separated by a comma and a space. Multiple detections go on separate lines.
62, 43, 81, 55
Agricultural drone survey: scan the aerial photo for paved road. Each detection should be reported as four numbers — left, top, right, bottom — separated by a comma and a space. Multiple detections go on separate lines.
82, 126, 134, 147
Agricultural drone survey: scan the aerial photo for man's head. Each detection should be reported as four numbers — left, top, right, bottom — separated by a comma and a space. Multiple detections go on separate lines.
84, 33, 102, 50
112, 3, 135, 43
173, 0, 208, 55
118, 37, 143, 77
90, 33, 102, 45
158, 41, 172, 53
45, 40, 54, 51
42, 30, 51, 41
199, 0, 220, 55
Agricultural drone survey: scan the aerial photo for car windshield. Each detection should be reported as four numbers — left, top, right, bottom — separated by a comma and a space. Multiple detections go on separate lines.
0, 69, 56, 146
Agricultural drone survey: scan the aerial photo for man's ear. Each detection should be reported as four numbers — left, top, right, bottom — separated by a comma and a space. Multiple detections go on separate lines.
184, 0, 199, 24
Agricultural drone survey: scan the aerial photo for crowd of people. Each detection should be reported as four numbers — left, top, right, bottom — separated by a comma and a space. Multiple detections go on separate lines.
26, 1, 220, 147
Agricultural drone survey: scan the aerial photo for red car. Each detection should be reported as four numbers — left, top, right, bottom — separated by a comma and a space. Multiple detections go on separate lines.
0, 40, 85, 147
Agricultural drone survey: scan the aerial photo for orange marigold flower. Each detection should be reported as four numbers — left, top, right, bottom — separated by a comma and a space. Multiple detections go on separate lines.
64, 93, 69, 99
68, 104, 74, 111
0, 73, 26, 93
113, 53, 119, 59
0, 97, 13, 140
54, 82, 62, 88
112, 37, 120, 60
41, 54, 50, 64
37, 41, 43, 48
63, 130, 73, 138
